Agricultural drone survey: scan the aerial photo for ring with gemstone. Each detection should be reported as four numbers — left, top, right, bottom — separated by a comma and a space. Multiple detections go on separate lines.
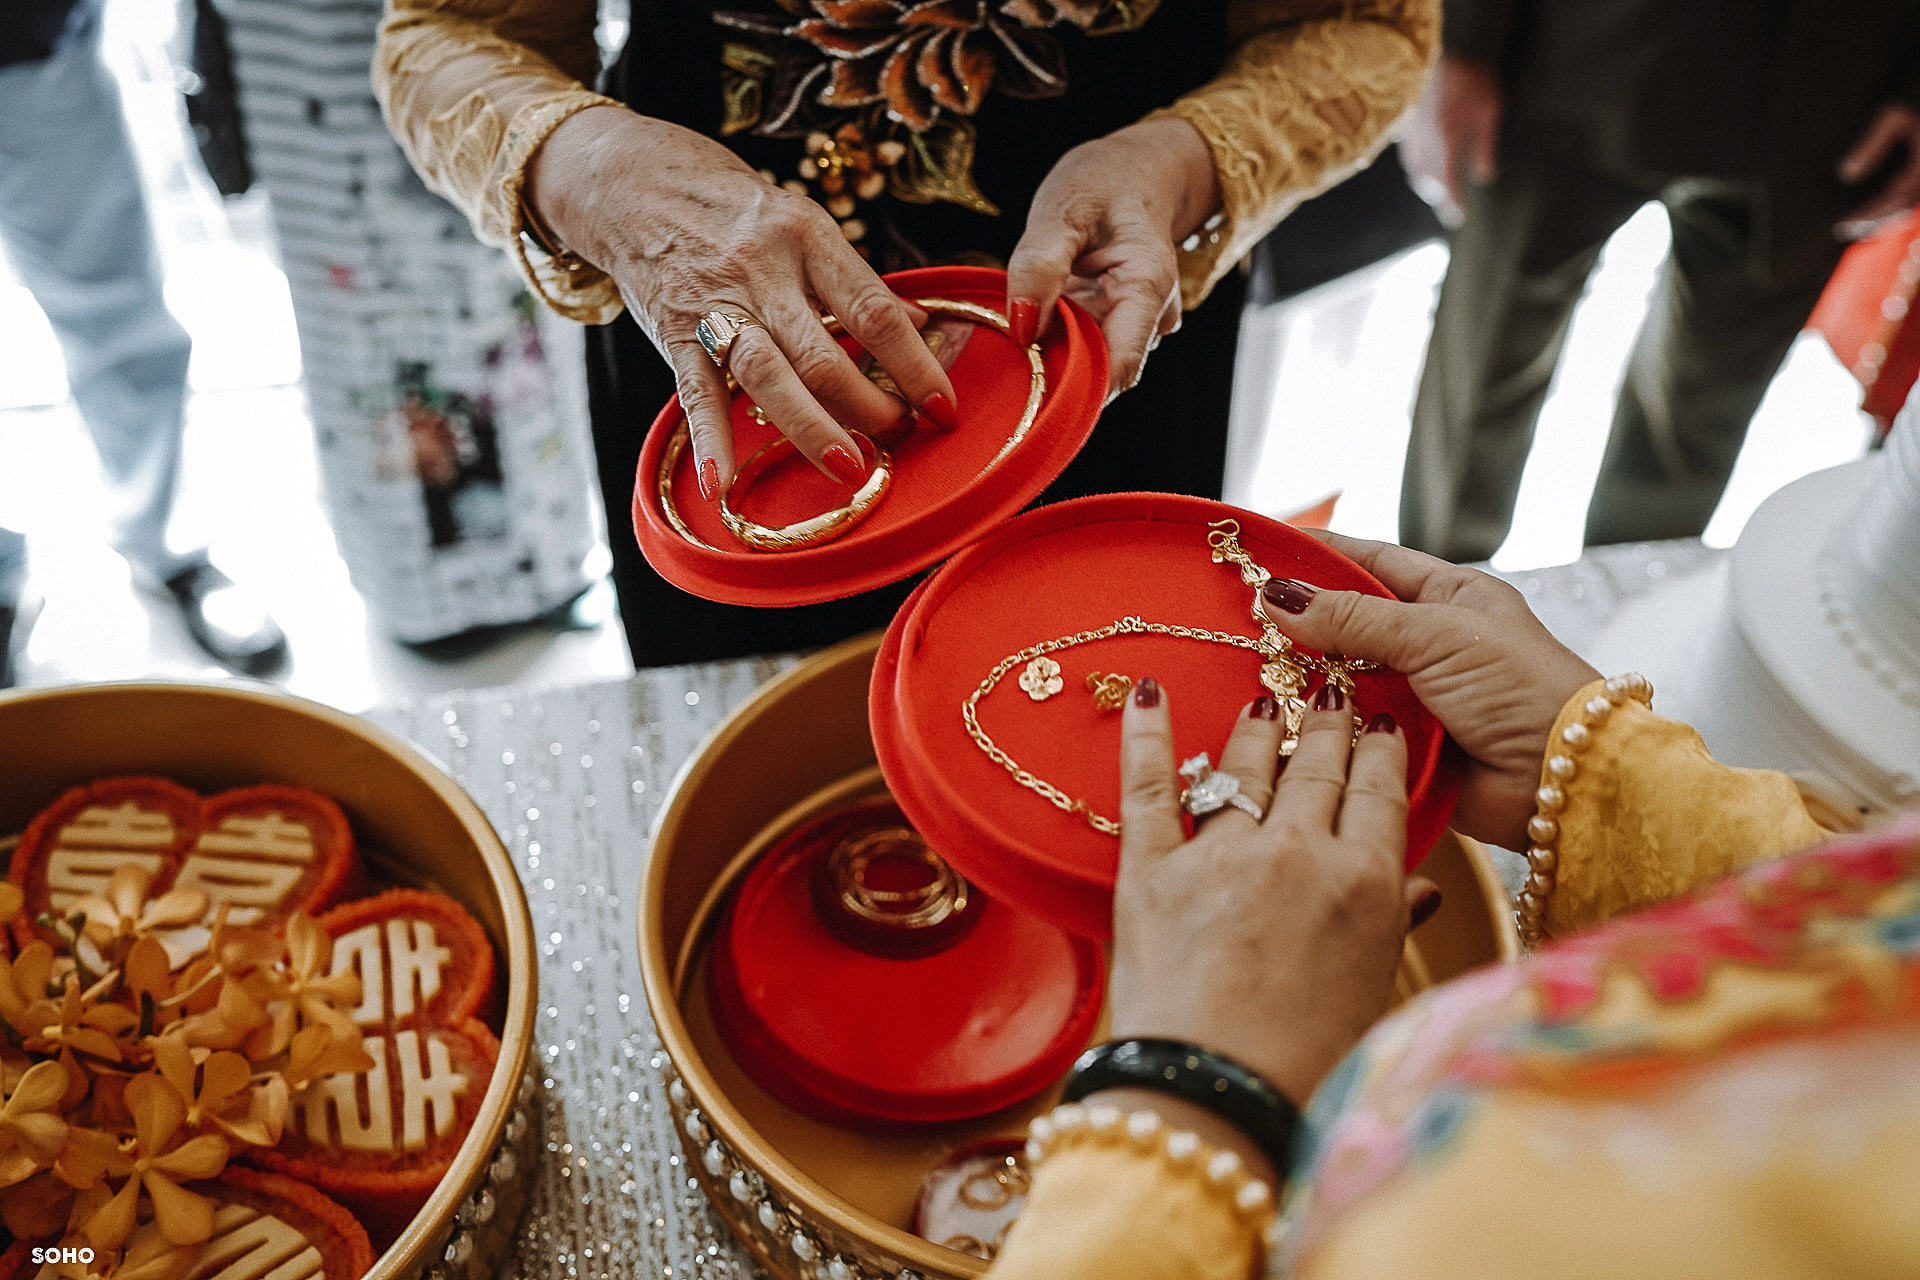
1177, 753, 1265, 822
695, 311, 763, 370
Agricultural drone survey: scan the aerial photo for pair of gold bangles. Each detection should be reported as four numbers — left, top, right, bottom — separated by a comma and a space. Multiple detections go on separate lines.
657, 299, 1045, 553
963, 521, 1379, 835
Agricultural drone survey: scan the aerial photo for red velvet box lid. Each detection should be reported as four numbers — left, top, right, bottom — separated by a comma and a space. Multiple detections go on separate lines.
632, 266, 1107, 606
870, 493, 1463, 941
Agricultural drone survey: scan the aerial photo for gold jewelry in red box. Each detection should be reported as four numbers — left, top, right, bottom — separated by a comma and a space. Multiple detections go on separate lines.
872, 493, 1463, 941
633, 266, 1105, 606
706, 798, 1103, 1129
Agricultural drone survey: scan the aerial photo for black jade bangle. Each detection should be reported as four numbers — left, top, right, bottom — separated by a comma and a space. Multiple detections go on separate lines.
1061, 1039, 1301, 1175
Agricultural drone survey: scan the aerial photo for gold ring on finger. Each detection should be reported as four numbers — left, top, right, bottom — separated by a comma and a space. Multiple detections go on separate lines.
696, 310, 765, 370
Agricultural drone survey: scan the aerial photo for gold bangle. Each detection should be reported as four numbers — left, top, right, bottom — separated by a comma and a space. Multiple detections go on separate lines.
717, 431, 892, 550
1515, 673, 1654, 949
654, 298, 1045, 552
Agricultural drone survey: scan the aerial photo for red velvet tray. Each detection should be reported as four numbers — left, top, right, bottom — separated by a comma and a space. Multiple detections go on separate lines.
632, 266, 1107, 606
871, 494, 1462, 941
708, 799, 1105, 1128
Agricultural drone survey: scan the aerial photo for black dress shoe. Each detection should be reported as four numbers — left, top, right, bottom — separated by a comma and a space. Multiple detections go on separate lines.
162, 562, 289, 676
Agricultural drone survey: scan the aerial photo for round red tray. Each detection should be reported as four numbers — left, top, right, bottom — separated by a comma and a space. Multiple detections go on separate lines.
633, 266, 1107, 606
708, 799, 1106, 1128
870, 493, 1462, 941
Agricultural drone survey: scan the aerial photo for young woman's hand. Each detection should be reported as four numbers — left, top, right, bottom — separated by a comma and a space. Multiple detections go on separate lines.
1261, 531, 1600, 849
1107, 682, 1430, 1109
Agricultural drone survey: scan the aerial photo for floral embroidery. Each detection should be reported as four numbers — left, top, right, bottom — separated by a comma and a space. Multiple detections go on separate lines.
717, 0, 1158, 257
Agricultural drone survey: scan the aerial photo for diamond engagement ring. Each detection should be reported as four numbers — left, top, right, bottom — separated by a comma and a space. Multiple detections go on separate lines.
1178, 753, 1265, 822
695, 311, 763, 370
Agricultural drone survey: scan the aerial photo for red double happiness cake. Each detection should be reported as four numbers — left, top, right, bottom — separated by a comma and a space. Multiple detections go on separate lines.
8, 778, 359, 948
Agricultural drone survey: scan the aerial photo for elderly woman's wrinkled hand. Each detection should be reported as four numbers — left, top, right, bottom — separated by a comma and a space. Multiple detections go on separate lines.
1006, 118, 1221, 399
1261, 532, 1600, 851
1107, 682, 1429, 1109
525, 106, 959, 498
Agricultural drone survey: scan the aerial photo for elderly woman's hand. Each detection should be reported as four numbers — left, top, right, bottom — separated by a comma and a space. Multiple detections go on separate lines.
525, 106, 960, 498
1106, 681, 1429, 1110
1007, 119, 1220, 398
1260, 532, 1600, 850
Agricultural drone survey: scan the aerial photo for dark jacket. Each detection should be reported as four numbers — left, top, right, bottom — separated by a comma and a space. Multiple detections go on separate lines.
1444, 0, 1920, 277
1, 0, 100, 68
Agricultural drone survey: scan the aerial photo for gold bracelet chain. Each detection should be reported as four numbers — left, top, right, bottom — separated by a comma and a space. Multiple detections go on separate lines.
961, 520, 1382, 836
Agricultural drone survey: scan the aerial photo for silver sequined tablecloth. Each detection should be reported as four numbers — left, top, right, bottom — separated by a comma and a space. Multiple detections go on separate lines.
364, 538, 1720, 1280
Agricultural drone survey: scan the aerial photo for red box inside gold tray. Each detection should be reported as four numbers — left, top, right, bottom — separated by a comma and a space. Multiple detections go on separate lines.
871, 493, 1463, 940
632, 266, 1106, 606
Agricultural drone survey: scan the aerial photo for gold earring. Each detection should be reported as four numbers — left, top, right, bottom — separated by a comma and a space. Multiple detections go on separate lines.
1086, 672, 1132, 711
1019, 657, 1064, 701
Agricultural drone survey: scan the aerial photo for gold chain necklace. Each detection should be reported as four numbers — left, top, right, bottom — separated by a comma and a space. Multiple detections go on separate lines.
961, 520, 1378, 835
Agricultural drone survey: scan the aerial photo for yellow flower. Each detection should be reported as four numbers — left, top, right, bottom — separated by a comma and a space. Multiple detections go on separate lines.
0, 941, 61, 1038
73, 867, 207, 954
150, 1039, 274, 1149
0, 881, 23, 923
244, 914, 360, 1061
0, 1059, 70, 1187
82, 1073, 229, 1250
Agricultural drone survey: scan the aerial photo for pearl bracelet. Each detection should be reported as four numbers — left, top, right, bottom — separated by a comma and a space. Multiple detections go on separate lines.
1024, 1101, 1280, 1241
1516, 672, 1654, 948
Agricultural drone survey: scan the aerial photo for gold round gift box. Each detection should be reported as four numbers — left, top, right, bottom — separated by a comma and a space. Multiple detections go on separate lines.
642, 634, 1520, 1280
0, 681, 539, 1280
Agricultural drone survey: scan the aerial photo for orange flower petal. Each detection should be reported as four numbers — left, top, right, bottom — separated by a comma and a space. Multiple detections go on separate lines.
151, 1135, 228, 1182
83, 1176, 141, 1252
144, 1172, 216, 1246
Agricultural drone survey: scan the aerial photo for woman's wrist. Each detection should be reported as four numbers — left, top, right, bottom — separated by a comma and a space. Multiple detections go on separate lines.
1113, 117, 1221, 242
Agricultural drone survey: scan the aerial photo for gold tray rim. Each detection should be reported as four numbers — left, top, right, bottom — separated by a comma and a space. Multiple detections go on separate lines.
0, 678, 540, 1280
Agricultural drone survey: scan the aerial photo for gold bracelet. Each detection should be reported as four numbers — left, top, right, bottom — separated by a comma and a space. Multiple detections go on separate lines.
961, 521, 1379, 835
717, 431, 892, 550
1515, 673, 1654, 948
655, 299, 1045, 552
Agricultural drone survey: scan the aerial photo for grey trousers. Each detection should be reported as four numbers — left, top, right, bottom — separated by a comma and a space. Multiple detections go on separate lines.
0, 28, 198, 595
1400, 152, 1842, 563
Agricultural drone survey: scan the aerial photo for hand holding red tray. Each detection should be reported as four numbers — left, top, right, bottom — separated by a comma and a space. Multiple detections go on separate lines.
633, 266, 1109, 606
871, 494, 1463, 941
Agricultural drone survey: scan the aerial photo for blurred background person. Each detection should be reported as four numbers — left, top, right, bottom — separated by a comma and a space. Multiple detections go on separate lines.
1398, 0, 1920, 563
0, 0, 287, 686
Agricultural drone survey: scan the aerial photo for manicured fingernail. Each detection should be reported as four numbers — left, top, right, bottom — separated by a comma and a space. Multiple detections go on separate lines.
1410, 887, 1443, 929
1009, 298, 1039, 348
1263, 578, 1317, 615
698, 457, 720, 502
1312, 683, 1345, 712
920, 391, 959, 431
1250, 696, 1279, 721
1365, 712, 1397, 735
822, 444, 866, 486
1132, 677, 1161, 708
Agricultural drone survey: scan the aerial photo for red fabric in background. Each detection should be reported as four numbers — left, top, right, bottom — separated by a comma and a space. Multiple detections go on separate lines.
1808, 209, 1920, 437
633, 266, 1107, 605
872, 494, 1462, 941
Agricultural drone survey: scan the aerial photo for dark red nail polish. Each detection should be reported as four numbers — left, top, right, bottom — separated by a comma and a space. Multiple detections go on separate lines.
1009, 298, 1040, 348
1132, 677, 1161, 708
1365, 712, 1397, 735
822, 444, 866, 486
921, 392, 959, 431
1263, 578, 1317, 615
1410, 888, 1443, 929
697, 456, 720, 502
1313, 683, 1345, 712
1250, 696, 1279, 721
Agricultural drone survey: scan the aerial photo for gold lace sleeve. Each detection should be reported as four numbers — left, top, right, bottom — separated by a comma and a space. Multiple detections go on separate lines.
986, 1142, 1262, 1280
374, 0, 626, 323
1146, 0, 1441, 310
1543, 679, 1830, 938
